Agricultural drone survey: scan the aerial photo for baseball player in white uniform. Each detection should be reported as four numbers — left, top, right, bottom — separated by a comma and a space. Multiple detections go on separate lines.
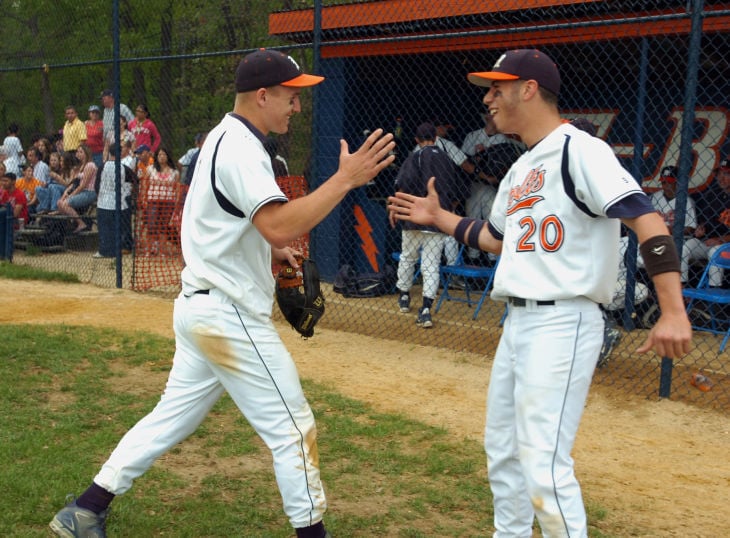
388, 49, 691, 537
50, 48, 395, 538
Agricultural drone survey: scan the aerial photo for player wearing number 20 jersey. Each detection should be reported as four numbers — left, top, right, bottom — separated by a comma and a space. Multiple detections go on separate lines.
488, 122, 644, 304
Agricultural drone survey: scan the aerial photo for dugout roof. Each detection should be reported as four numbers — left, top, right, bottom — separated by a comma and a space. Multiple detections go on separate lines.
269, 0, 730, 57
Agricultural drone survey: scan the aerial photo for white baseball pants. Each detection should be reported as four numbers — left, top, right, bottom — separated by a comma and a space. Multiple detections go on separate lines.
396, 229, 447, 299
486, 297, 602, 538
94, 289, 326, 529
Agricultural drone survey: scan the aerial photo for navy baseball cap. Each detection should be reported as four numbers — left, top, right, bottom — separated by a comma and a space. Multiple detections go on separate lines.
134, 144, 150, 154
468, 49, 561, 97
235, 49, 324, 93
720, 158, 730, 170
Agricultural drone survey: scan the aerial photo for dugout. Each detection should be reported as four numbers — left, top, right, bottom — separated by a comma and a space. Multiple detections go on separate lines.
269, 1, 730, 280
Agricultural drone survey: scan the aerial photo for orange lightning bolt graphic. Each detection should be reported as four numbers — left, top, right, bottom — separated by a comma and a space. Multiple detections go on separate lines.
353, 204, 379, 272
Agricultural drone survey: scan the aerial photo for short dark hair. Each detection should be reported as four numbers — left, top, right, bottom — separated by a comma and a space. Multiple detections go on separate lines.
538, 86, 558, 106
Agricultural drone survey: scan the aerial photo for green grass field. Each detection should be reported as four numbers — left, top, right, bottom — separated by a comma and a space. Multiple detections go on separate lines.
0, 265, 612, 537
0, 324, 615, 537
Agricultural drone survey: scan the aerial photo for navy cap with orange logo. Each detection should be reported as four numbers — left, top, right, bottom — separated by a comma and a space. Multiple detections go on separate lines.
235, 49, 324, 93
467, 49, 561, 97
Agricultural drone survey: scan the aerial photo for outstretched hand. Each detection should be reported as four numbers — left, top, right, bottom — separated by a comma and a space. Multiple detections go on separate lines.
338, 128, 395, 189
388, 177, 441, 227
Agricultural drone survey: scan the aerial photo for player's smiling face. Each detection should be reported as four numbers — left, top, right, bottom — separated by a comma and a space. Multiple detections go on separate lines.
265, 86, 302, 135
484, 80, 521, 133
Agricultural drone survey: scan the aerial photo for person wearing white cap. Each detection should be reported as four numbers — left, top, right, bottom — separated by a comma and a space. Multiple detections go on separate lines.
86, 105, 105, 168
389, 48, 691, 538
50, 48, 395, 538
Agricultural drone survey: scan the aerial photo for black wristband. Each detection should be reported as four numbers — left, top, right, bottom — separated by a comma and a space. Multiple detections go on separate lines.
467, 219, 486, 249
454, 217, 475, 245
473, 166, 482, 177
639, 235, 681, 277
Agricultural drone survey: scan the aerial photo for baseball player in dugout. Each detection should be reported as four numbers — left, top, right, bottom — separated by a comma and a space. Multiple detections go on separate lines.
388, 49, 692, 537
390, 121, 457, 328
50, 48, 395, 538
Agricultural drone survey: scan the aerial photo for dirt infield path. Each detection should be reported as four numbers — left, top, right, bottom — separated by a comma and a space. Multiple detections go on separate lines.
3, 279, 729, 537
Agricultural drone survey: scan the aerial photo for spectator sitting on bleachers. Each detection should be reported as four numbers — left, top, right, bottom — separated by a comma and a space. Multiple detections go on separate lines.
36, 137, 53, 164
57, 144, 97, 234
16, 163, 42, 218
27, 147, 50, 189
36, 151, 66, 214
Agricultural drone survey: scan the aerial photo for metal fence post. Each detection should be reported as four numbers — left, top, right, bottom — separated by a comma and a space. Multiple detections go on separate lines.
0, 203, 13, 262
659, 0, 705, 399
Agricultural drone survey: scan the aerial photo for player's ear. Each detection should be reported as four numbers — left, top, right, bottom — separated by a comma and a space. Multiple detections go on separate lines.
255, 87, 269, 107
522, 80, 541, 101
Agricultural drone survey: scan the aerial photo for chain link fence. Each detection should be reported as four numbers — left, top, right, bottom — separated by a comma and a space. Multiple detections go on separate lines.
1, 1, 728, 411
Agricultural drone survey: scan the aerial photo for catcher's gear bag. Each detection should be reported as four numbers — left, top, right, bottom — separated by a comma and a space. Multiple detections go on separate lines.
276, 258, 325, 337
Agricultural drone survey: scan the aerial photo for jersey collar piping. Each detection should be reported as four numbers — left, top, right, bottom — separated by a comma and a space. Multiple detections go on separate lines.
228, 112, 266, 145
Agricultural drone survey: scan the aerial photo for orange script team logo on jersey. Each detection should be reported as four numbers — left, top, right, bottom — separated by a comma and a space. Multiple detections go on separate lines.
507, 166, 545, 215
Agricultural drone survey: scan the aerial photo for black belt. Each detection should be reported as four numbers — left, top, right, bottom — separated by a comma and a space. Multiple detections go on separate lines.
508, 297, 555, 307
193, 289, 210, 295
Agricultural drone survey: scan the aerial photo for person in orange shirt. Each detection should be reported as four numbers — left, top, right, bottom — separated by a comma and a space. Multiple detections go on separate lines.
16, 164, 43, 218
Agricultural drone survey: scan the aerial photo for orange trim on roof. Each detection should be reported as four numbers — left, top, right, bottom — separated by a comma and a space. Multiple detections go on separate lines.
315, 16, 730, 58
269, 0, 603, 34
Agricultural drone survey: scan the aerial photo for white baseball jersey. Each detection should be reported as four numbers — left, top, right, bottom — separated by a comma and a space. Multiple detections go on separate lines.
92, 108, 328, 532
650, 190, 697, 233
180, 113, 287, 319
488, 122, 644, 304
460, 129, 514, 157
